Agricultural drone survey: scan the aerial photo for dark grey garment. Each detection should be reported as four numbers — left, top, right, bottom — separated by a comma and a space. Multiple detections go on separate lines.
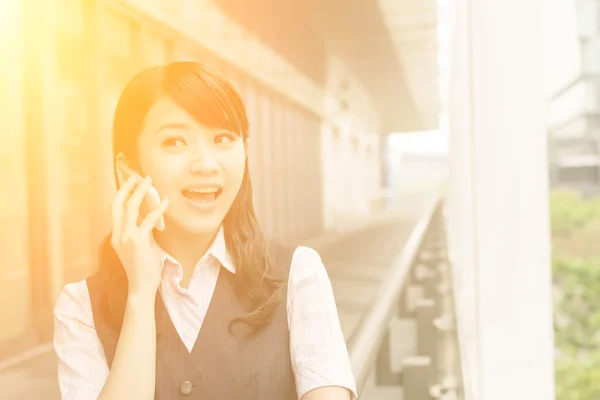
86, 244, 298, 400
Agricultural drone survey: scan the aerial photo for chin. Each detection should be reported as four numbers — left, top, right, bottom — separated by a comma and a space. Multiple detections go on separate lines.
186, 223, 223, 235
167, 211, 225, 235
163, 195, 235, 235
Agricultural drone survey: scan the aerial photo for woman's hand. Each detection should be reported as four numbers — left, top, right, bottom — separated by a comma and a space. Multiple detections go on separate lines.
110, 174, 169, 296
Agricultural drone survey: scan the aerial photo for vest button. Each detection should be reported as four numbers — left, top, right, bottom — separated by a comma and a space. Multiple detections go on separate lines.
180, 380, 193, 395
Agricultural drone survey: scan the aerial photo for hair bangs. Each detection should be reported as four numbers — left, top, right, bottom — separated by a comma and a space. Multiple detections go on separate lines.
162, 62, 248, 138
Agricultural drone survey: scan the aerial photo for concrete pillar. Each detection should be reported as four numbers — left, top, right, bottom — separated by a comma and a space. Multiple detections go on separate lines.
1, 0, 34, 342
89, 0, 114, 253
448, 0, 555, 399
330, 126, 343, 223
294, 109, 307, 238
260, 93, 275, 237
310, 114, 324, 235
252, 91, 270, 234
284, 103, 297, 239
241, 82, 263, 225
320, 124, 335, 231
39, 1, 64, 333
272, 100, 285, 239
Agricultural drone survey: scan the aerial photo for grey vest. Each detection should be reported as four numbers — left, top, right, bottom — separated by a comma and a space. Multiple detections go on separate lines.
86, 245, 298, 400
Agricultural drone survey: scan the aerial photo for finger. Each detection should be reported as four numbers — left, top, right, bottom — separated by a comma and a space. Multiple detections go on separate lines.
111, 174, 141, 242
121, 176, 152, 241
147, 185, 164, 231
155, 215, 165, 232
140, 197, 170, 234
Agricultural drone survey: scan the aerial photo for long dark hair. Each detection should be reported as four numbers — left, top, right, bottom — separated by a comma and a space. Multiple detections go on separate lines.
96, 62, 282, 335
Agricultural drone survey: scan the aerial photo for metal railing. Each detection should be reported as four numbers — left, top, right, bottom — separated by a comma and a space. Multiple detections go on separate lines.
347, 196, 465, 399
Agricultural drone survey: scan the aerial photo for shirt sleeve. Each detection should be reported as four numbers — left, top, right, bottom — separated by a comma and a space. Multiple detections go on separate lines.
53, 281, 109, 400
287, 246, 358, 400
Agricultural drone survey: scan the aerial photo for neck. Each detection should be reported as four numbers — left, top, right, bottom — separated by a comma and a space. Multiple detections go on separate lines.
153, 223, 220, 278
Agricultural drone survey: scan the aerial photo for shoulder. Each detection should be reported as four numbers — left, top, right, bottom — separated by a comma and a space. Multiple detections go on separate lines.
291, 245, 322, 265
287, 246, 331, 304
289, 246, 327, 280
53, 279, 94, 326
269, 242, 323, 277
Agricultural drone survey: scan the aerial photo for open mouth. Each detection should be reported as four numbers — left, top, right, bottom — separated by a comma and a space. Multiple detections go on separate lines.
181, 188, 223, 204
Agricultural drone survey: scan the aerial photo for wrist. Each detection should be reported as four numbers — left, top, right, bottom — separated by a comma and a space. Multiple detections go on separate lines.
126, 289, 157, 308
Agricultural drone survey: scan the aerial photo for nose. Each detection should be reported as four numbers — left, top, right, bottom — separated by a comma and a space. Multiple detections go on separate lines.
188, 144, 220, 175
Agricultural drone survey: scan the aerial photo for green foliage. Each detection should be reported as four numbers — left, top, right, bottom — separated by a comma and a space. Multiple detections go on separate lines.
551, 189, 600, 400
555, 352, 600, 400
551, 189, 600, 235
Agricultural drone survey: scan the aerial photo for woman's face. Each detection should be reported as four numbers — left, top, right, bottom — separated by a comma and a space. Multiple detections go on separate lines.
134, 95, 247, 235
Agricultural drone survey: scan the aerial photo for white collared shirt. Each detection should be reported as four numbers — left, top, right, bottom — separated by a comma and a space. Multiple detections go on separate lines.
53, 229, 358, 399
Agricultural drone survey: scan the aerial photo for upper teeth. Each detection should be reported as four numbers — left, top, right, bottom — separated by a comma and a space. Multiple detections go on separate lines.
187, 188, 219, 193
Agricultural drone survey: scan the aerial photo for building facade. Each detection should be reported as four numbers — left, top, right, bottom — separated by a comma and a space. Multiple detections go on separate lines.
547, 0, 600, 194
0, 0, 439, 361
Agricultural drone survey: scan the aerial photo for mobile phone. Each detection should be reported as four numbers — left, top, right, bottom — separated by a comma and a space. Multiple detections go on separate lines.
117, 163, 165, 231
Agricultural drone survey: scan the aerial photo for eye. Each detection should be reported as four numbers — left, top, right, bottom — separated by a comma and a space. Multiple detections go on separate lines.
214, 132, 238, 144
162, 137, 187, 148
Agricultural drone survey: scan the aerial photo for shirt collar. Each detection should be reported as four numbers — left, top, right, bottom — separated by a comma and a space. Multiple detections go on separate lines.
158, 226, 236, 274
208, 226, 236, 274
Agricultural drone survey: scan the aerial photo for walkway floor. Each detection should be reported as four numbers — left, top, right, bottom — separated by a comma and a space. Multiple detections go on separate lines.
0, 212, 421, 400
320, 217, 418, 400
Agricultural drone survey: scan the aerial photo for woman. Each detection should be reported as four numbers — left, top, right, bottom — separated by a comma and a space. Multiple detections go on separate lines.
53, 62, 357, 400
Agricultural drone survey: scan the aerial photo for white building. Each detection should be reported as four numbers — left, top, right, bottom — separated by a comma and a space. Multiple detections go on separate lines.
546, 0, 600, 193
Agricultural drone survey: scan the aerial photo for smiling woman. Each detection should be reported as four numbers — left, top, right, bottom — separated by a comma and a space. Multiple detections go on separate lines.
52, 62, 357, 400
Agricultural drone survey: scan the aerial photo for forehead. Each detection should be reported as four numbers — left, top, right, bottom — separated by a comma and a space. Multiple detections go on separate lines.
143, 96, 199, 129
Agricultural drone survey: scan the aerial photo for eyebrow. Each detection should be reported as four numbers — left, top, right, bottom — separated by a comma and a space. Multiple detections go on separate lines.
155, 122, 189, 134
155, 122, 239, 137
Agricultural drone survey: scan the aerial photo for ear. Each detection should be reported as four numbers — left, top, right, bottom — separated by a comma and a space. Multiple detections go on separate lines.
115, 152, 131, 188
244, 137, 250, 159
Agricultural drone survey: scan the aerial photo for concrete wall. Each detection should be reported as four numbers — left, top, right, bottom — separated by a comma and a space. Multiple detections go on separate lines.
0, 0, 386, 356
320, 56, 382, 230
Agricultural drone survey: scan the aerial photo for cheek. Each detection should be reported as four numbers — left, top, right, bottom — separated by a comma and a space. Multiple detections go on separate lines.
223, 153, 247, 191
139, 154, 187, 197
149, 168, 180, 198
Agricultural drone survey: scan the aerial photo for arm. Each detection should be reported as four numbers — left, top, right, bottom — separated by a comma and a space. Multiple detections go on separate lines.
54, 283, 108, 400
96, 292, 157, 400
53, 283, 158, 400
54, 171, 166, 400
97, 173, 168, 399
287, 247, 358, 400
302, 386, 353, 400
96, 292, 156, 400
